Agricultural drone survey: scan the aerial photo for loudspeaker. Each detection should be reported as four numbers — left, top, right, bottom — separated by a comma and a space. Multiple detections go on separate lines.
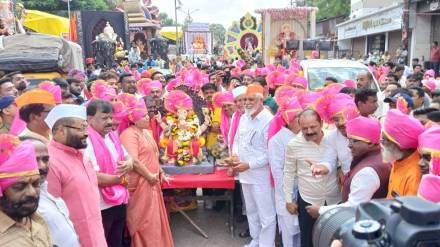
78, 11, 128, 59
319, 41, 332, 51
303, 40, 317, 50
286, 40, 300, 50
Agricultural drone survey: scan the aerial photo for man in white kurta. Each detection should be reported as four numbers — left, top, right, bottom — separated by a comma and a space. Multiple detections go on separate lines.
268, 126, 300, 247
232, 84, 276, 247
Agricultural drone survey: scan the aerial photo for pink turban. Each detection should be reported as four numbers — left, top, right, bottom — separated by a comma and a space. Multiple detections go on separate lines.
346, 116, 381, 144
422, 79, 437, 92
236, 59, 246, 69
290, 76, 309, 90
0, 135, 39, 196
315, 93, 359, 123
231, 67, 242, 78
383, 109, 425, 149
117, 93, 138, 108
419, 127, 440, 152
322, 83, 344, 96
286, 75, 308, 90
274, 86, 299, 106
39, 81, 62, 104
268, 97, 302, 141
127, 100, 148, 123
425, 69, 435, 78
137, 79, 162, 96
266, 67, 287, 89
255, 67, 268, 76
298, 91, 321, 108
213, 91, 235, 145
68, 69, 87, 81
419, 127, 440, 176
418, 174, 440, 203
91, 80, 117, 101
243, 69, 256, 78
343, 80, 357, 89
164, 90, 193, 114
213, 91, 234, 108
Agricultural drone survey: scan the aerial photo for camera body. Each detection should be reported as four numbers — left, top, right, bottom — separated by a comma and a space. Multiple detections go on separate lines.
313, 196, 440, 247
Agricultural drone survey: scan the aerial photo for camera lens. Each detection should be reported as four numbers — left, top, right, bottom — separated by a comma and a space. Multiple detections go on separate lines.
313, 207, 356, 247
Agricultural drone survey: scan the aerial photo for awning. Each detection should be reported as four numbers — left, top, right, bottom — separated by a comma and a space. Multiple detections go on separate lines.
160, 26, 182, 41
23, 10, 69, 37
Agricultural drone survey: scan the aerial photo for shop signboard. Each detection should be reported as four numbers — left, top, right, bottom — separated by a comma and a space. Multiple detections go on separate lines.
337, 5, 403, 40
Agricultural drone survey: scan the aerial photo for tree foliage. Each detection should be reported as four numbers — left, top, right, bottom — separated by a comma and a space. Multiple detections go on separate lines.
159, 12, 175, 27
21, 0, 111, 12
209, 23, 225, 47
305, 0, 350, 20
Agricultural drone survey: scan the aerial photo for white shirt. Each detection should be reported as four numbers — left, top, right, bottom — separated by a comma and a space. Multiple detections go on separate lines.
268, 127, 297, 216
38, 181, 80, 247
233, 108, 273, 184
321, 128, 352, 175
283, 132, 340, 206
84, 134, 127, 210
319, 167, 380, 215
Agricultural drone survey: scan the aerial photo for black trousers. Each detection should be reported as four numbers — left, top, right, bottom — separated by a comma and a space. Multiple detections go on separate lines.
298, 192, 316, 247
101, 204, 127, 247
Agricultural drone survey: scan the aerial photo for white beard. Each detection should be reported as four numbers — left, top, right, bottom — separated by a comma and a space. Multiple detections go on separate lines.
381, 144, 404, 163
245, 107, 258, 116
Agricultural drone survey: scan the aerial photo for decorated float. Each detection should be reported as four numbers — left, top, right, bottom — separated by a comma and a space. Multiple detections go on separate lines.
256, 7, 318, 64
223, 12, 262, 62
184, 23, 212, 55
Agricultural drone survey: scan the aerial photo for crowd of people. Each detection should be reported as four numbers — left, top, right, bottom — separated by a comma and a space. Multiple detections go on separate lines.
0, 52, 439, 247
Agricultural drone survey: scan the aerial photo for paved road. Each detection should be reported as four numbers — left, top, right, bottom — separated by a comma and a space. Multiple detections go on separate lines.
170, 203, 249, 247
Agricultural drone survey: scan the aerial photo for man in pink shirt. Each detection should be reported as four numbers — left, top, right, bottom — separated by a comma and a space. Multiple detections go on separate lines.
430, 41, 440, 77
45, 104, 107, 247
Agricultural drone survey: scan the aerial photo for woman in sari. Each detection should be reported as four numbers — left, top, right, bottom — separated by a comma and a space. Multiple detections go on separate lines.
120, 99, 174, 247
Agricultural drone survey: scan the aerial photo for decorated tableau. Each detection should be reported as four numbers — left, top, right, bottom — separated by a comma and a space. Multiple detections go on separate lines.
224, 12, 262, 60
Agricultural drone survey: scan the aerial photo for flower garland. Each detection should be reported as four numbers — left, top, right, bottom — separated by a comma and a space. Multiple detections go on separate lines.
164, 111, 201, 166
255, 7, 318, 21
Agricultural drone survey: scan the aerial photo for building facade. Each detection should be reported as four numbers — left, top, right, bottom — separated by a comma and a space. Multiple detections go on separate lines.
337, 1, 407, 60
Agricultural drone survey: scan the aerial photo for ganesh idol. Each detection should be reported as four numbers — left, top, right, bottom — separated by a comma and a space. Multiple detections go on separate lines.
159, 90, 208, 166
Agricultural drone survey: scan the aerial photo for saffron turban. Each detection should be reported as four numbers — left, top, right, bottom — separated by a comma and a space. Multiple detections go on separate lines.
246, 84, 265, 98
383, 109, 425, 149
15, 88, 56, 108
0, 135, 39, 196
346, 116, 381, 144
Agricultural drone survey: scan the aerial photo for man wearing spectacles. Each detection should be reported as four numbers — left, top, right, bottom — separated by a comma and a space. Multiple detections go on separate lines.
45, 104, 107, 247
305, 117, 390, 219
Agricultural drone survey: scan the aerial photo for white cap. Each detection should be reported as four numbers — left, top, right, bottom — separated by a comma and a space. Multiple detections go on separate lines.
232, 86, 247, 98
45, 104, 87, 129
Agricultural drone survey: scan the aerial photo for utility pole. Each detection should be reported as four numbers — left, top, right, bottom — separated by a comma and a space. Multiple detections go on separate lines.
174, 0, 179, 55
402, 0, 410, 64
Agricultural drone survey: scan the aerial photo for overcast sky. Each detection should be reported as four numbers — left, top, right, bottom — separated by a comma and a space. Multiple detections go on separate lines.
156, 0, 291, 28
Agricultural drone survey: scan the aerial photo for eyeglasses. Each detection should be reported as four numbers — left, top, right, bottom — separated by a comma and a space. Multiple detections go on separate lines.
64, 125, 87, 132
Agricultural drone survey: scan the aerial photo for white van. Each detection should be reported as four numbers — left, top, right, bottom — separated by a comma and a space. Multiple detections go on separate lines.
300, 59, 386, 117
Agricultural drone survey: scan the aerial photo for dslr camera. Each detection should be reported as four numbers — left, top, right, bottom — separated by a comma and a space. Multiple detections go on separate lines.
313, 196, 440, 247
